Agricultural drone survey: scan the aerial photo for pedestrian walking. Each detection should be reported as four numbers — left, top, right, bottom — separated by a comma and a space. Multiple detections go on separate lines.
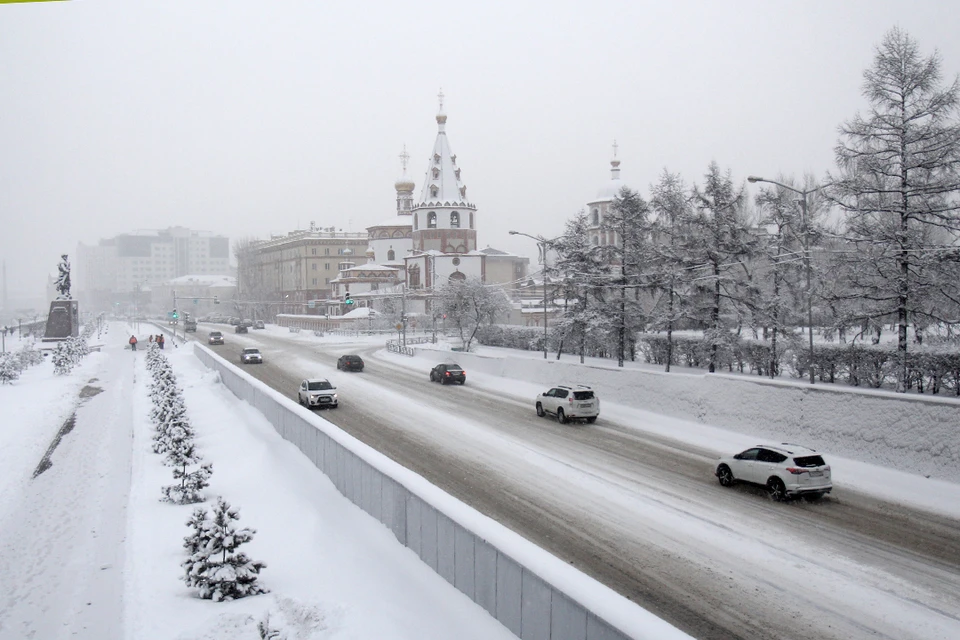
149, 335, 154, 343
129, 335, 138, 351
158, 334, 165, 350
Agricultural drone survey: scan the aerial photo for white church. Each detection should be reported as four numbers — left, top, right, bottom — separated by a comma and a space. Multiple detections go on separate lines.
332, 93, 528, 321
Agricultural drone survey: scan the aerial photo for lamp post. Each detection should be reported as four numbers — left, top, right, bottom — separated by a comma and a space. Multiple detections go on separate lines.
747, 176, 821, 384
509, 230, 550, 359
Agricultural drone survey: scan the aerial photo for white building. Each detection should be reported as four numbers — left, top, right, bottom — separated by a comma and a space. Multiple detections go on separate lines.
586, 145, 628, 249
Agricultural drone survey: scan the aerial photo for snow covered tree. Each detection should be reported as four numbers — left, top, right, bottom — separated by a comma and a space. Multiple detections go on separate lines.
183, 507, 212, 556
153, 397, 192, 456
0, 353, 21, 384
182, 497, 268, 602
437, 276, 512, 352
602, 187, 654, 367
162, 433, 212, 504
828, 27, 960, 391
17, 343, 43, 370
553, 209, 610, 363
687, 162, 758, 372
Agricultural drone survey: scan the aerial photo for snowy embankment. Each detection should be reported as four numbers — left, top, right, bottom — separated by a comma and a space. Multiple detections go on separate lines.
415, 344, 960, 484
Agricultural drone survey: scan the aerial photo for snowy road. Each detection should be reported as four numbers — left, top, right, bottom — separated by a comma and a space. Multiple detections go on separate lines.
194, 326, 960, 640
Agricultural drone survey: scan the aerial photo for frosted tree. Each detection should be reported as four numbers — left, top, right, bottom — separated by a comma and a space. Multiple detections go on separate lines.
182, 497, 268, 602
828, 27, 960, 391
52, 341, 74, 375
0, 353, 21, 384
437, 276, 512, 352
687, 162, 758, 372
162, 436, 212, 505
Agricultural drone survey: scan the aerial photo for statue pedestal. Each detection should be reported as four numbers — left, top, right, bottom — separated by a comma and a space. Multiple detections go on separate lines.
42, 300, 79, 342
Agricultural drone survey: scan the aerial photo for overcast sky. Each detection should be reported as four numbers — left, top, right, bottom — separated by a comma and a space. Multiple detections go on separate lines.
2, 0, 959, 302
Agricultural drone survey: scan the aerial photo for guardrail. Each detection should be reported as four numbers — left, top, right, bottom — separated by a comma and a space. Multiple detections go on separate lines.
386, 336, 435, 356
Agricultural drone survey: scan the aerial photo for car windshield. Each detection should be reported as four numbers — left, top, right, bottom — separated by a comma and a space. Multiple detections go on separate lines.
793, 455, 826, 468
572, 391, 594, 400
243, 348, 259, 354
210, 332, 221, 337
308, 381, 332, 391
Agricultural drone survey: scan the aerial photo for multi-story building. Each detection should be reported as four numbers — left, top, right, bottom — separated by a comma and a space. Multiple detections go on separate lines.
76, 227, 231, 311
241, 225, 370, 312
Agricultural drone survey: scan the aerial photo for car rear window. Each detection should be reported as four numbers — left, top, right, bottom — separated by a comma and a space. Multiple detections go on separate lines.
573, 391, 594, 400
308, 381, 332, 391
793, 455, 826, 468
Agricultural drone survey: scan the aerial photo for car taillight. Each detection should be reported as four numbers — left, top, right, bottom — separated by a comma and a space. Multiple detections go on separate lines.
444, 371, 450, 376
785, 467, 807, 475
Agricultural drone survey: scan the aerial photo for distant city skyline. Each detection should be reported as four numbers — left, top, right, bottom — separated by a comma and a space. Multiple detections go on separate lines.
3, 1, 959, 301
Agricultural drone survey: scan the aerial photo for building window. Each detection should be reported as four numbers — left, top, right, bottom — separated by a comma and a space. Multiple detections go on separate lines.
338, 248, 344, 255
325, 248, 330, 255
325, 278, 330, 284
325, 263, 330, 270
312, 278, 317, 285
432, 168, 440, 179
387, 249, 395, 261
413, 213, 418, 230
430, 186, 438, 199
450, 211, 460, 228
428, 212, 437, 228
311, 248, 317, 255
591, 208, 599, 226
409, 265, 421, 287
469, 212, 474, 229
311, 263, 317, 270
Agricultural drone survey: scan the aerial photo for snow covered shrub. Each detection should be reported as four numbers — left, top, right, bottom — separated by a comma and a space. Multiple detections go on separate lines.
52, 341, 74, 375
152, 397, 192, 455
181, 497, 268, 602
161, 437, 212, 504
0, 353, 21, 384
17, 343, 44, 370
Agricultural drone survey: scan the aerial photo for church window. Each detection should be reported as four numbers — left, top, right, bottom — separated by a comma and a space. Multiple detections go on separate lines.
413, 213, 418, 230
450, 212, 460, 228
311, 263, 317, 271
428, 212, 437, 228
430, 186, 438, 199
325, 248, 330, 255
433, 153, 441, 164
409, 265, 421, 288
469, 212, 474, 229
432, 168, 440, 179
460, 186, 467, 199
448, 271, 466, 282
387, 249, 395, 261
455, 168, 461, 180
591, 208, 599, 226
451, 154, 457, 164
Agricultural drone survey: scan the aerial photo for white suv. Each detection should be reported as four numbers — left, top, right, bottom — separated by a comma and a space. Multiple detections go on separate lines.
716, 444, 832, 501
535, 385, 599, 424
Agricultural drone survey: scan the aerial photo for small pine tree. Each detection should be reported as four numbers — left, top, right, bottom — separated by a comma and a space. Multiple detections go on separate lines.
161, 436, 212, 504
182, 497, 268, 602
52, 342, 73, 375
183, 507, 212, 556
0, 353, 21, 384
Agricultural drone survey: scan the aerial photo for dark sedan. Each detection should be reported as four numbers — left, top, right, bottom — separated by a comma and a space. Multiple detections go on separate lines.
430, 363, 466, 385
337, 355, 365, 371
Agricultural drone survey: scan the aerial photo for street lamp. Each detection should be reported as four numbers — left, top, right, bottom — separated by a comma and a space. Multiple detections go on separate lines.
747, 175, 823, 385
510, 230, 550, 359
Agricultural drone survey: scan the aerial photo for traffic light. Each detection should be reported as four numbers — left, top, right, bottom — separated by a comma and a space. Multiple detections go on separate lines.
345, 296, 354, 305
172, 310, 179, 319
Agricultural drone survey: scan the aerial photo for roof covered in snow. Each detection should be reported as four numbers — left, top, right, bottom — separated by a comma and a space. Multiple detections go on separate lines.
588, 152, 628, 204
367, 216, 413, 229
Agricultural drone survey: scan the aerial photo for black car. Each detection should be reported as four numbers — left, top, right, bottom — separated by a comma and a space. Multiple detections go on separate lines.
430, 363, 466, 385
235, 324, 248, 333
336, 355, 364, 371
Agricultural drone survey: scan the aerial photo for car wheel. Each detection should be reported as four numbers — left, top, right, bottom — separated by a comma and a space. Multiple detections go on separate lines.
298, 394, 304, 406
536, 402, 545, 417
459, 380, 465, 385
430, 372, 435, 382
803, 492, 825, 502
586, 416, 597, 424
557, 408, 567, 424
767, 477, 788, 502
717, 464, 734, 487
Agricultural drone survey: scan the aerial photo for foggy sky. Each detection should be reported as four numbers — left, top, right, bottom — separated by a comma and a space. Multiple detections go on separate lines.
2, 0, 959, 302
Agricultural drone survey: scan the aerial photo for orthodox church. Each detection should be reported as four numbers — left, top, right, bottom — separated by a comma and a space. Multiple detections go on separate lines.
334, 93, 527, 321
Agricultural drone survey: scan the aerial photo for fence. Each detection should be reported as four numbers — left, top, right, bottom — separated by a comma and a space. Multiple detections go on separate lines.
387, 336, 435, 356
192, 342, 688, 640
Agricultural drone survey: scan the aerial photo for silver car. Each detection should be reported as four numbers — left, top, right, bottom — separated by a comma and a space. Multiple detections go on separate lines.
240, 347, 263, 364
298, 378, 338, 409
716, 444, 832, 501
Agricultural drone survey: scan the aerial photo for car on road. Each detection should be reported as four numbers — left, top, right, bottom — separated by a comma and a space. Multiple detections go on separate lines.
240, 347, 263, 364
184, 319, 198, 332
715, 444, 832, 502
535, 385, 599, 424
235, 324, 248, 333
297, 378, 338, 409
430, 363, 465, 385
254, 320, 265, 330
208, 331, 224, 345
337, 354, 364, 372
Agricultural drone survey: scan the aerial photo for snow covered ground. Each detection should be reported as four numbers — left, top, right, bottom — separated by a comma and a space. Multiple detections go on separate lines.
0, 327, 519, 640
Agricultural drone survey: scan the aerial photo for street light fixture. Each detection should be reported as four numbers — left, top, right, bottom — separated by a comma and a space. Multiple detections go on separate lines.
747, 175, 823, 385
509, 230, 550, 359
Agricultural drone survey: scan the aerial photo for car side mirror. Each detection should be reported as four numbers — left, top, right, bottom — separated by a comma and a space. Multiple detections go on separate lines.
733, 454, 742, 460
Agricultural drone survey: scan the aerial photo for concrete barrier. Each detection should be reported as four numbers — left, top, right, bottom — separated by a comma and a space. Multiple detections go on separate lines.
193, 343, 690, 640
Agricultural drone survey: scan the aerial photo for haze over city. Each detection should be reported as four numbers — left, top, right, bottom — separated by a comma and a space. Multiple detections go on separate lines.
2, 0, 959, 300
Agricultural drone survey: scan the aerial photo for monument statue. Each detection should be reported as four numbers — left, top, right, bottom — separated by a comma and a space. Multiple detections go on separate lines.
55, 254, 72, 300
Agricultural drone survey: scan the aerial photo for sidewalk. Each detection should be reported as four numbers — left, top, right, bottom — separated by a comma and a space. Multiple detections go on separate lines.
0, 341, 132, 640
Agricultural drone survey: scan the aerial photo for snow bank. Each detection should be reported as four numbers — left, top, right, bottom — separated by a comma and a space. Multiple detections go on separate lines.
421, 349, 960, 483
